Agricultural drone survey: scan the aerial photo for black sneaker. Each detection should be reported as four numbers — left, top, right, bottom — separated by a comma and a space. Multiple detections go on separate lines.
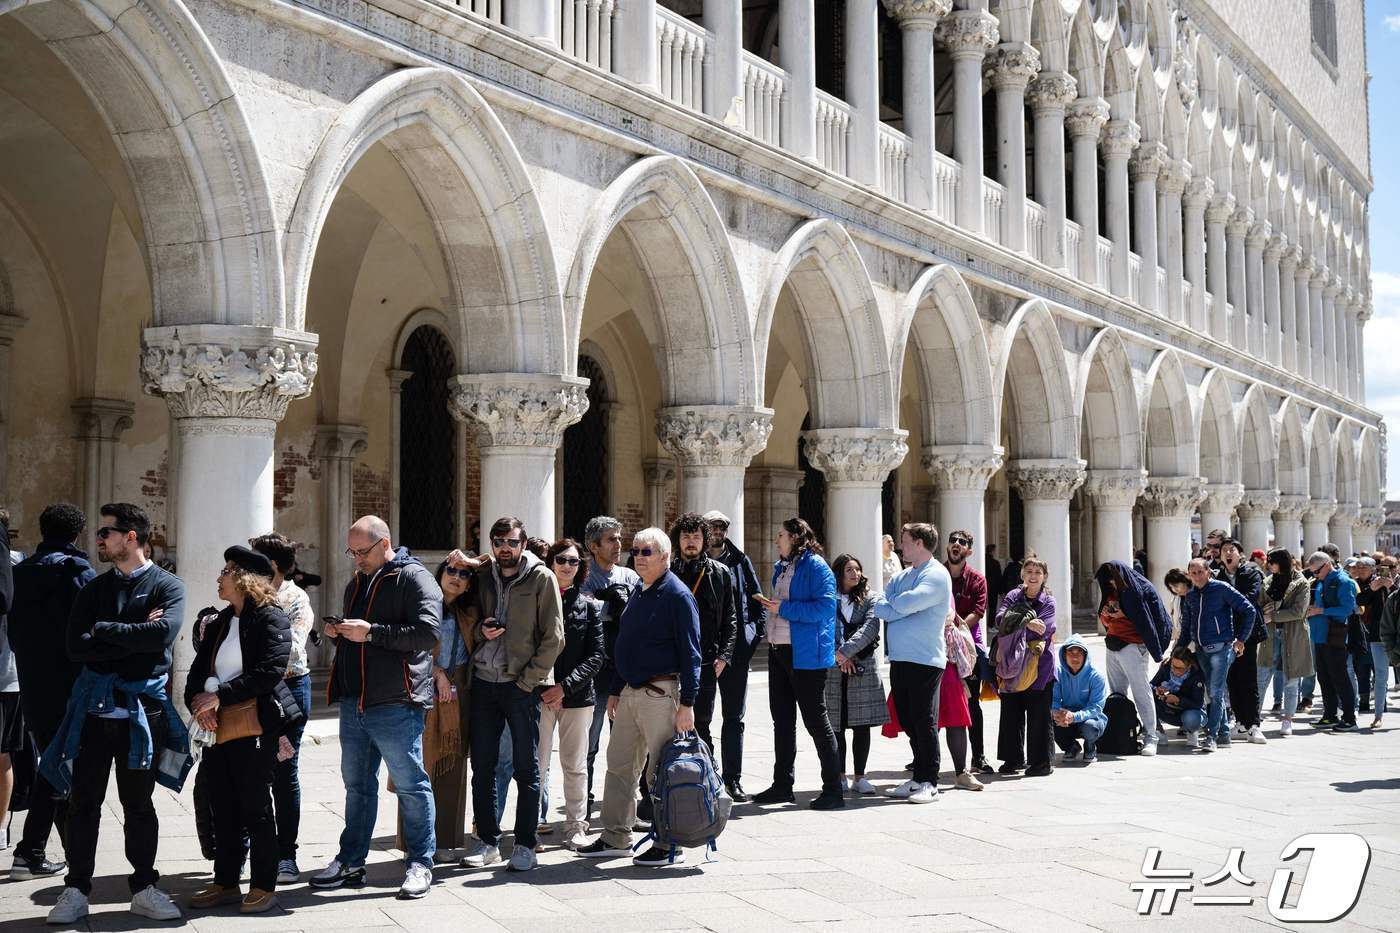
725, 781, 750, 803
1315, 716, 1338, 727
1024, 764, 1054, 777
1333, 720, 1357, 732
574, 839, 631, 858
10, 854, 65, 881
972, 757, 994, 775
752, 785, 796, 805
809, 792, 845, 811
309, 860, 366, 889
903, 760, 915, 772
632, 845, 685, 868
997, 761, 1023, 775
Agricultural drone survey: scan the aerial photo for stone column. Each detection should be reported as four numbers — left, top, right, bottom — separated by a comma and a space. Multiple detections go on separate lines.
314, 424, 368, 647
883, 0, 951, 211
1355, 507, 1386, 554
1343, 297, 1361, 401
1181, 176, 1212, 332
1027, 71, 1077, 268
803, 428, 909, 592
1295, 256, 1315, 382
70, 398, 136, 553
1237, 489, 1279, 552
1302, 499, 1336, 554
1141, 477, 1205, 601
1279, 244, 1300, 372
1225, 208, 1251, 349
1309, 266, 1327, 387
1325, 276, 1344, 393
1085, 469, 1147, 570
1204, 193, 1233, 342
1129, 143, 1166, 311
986, 42, 1038, 251
1329, 503, 1358, 557
1100, 119, 1140, 298
1199, 482, 1243, 539
704, 0, 744, 124
1272, 495, 1309, 558
1244, 221, 1269, 357
506, 0, 557, 43
937, 9, 998, 233
385, 368, 411, 541
1066, 98, 1109, 284
0, 312, 22, 502
614, 0, 658, 88
780, 0, 817, 160
141, 325, 318, 703
641, 458, 677, 529
744, 467, 804, 564
449, 373, 589, 544
1006, 459, 1086, 616
657, 405, 774, 551
1263, 233, 1286, 367
923, 444, 1003, 574
845, 0, 880, 185
1159, 161, 1189, 322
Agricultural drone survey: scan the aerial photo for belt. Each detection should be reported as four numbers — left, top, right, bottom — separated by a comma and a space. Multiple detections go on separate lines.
646, 674, 679, 684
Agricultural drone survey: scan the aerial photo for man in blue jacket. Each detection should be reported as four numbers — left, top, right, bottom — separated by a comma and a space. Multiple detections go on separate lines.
1051, 635, 1108, 763
1174, 558, 1256, 753
1305, 551, 1358, 731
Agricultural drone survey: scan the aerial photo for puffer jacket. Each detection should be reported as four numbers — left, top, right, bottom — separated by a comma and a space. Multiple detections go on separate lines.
772, 549, 837, 670
553, 586, 606, 708
329, 547, 442, 710
185, 601, 292, 735
1174, 579, 1257, 651
671, 554, 737, 665
1216, 562, 1266, 646
8, 542, 95, 720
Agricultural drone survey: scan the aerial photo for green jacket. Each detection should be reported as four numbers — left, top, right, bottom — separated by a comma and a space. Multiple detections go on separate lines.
471, 550, 564, 693
1381, 588, 1400, 667
1258, 573, 1315, 681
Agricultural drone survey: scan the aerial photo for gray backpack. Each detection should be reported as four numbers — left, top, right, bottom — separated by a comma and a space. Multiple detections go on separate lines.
639, 732, 731, 862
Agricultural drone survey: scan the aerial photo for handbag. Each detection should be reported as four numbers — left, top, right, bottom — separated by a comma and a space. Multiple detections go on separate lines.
215, 698, 261, 744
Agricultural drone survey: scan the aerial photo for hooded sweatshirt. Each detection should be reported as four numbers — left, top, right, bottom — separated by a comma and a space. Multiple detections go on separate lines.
1051, 634, 1108, 730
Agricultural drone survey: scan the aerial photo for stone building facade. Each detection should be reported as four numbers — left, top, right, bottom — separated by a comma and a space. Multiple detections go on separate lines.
0, 0, 1385, 671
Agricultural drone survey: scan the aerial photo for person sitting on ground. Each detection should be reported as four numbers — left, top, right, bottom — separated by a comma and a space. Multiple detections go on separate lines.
1151, 647, 1206, 745
1051, 634, 1108, 763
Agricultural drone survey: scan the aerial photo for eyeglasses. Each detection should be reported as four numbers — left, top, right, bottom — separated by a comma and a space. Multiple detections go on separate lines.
442, 566, 472, 579
948, 536, 972, 547
218, 567, 235, 577
345, 538, 382, 558
96, 527, 132, 540
553, 556, 581, 567
630, 547, 657, 558
492, 536, 524, 549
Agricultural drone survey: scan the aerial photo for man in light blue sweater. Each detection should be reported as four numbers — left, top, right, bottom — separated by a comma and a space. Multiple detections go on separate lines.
872, 523, 953, 803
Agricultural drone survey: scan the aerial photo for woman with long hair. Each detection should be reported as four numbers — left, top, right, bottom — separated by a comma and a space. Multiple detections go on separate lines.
753, 518, 844, 809
186, 547, 293, 914
823, 554, 887, 794
992, 554, 1057, 777
424, 549, 481, 858
1257, 547, 1313, 736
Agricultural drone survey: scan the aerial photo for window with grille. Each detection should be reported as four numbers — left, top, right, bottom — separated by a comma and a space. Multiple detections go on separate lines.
562, 355, 609, 541
1311, 0, 1338, 69
399, 325, 456, 550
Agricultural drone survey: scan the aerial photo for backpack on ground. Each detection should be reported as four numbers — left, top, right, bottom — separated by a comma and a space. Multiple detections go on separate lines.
1098, 692, 1144, 755
640, 731, 731, 862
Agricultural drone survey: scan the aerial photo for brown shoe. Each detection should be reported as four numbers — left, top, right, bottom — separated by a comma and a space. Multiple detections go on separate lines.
190, 884, 242, 909
241, 889, 277, 914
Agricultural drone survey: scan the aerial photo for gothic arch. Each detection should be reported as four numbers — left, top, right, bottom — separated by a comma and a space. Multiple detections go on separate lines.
995, 298, 1077, 460
2, 0, 282, 326
1360, 428, 1382, 507
1276, 396, 1308, 497
1141, 349, 1195, 477
1306, 410, 1335, 501
1238, 384, 1277, 492
1076, 327, 1141, 471
285, 67, 566, 374
755, 219, 894, 429
1197, 369, 1239, 485
1334, 421, 1359, 506
564, 155, 756, 408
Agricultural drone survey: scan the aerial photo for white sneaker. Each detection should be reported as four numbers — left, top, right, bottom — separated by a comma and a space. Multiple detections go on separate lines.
1140, 739, 1158, 757
1184, 730, 1199, 747
1248, 725, 1268, 745
130, 885, 181, 921
506, 845, 538, 872
851, 777, 878, 795
460, 839, 501, 868
399, 862, 432, 898
564, 831, 590, 851
1280, 719, 1294, 737
1233, 722, 1248, 736
886, 779, 918, 799
954, 772, 984, 791
907, 782, 938, 804
47, 888, 88, 925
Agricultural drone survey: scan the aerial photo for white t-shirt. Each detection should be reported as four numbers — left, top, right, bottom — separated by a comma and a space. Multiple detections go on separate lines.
205, 616, 244, 693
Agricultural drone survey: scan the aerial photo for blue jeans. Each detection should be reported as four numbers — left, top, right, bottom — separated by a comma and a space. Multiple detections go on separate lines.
1260, 629, 1286, 706
1155, 706, 1205, 732
1301, 671, 1317, 701
496, 726, 513, 824
273, 674, 312, 861
1371, 643, 1390, 716
1256, 665, 1300, 718
337, 702, 435, 869
469, 681, 541, 849
1198, 645, 1234, 739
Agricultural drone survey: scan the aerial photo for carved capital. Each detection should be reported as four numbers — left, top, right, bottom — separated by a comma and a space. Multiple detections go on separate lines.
1065, 97, 1110, 139
386, 368, 413, 393
1331, 502, 1360, 525
1183, 175, 1215, 209
1357, 506, 1386, 532
984, 42, 1039, 91
1099, 119, 1141, 160
1226, 207, 1255, 238
1084, 469, 1148, 509
801, 429, 909, 484
1140, 476, 1206, 519
1026, 71, 1077, 113
922, 445, 1004, 492
1324, 275, 1344, 300
1246, 221, 1272, 250
641, 457, 677, 487
141, 325, 319, 422
1159, 160, 1191, 195
1006, 458, 1086, 501
448, 373, 589, 448
1310, 265, 1330, 288
1129, 142, 1168, 181
656, 406, 774, 468
1283, 244, 1304, 268
1305, 498, 1338, 525
1205, 192, 1236, 225
1265, 232, 1288, 261
936, 9, 998, 60
1273, 494, 1310, 522
71, 398, 135, 442
1237, 489, 1281, 519
313, 423, 369, 462
880, 0, 952, 30
1200, 482, 1245, 517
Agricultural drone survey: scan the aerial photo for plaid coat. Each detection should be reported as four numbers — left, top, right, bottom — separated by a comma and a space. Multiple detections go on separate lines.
824, 596, 889, 728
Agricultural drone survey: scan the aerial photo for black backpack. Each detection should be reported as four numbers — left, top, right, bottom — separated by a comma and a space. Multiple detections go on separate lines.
1097, 692, 1144, 755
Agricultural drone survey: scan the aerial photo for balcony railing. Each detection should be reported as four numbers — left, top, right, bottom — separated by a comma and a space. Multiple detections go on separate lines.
1128, 252, 1142, 304
814, 90, 851, 176
932, 151, 959, 223
558, 0, 613, 70
1065, 219, 1082, 280
1025, 199, 1046, 263
876, 124, 909, 202
655, 8, 707, 113
1156, 265, 1168, 313
1096, 237, 1113, 291
741, 51, 785, 146
982, 178, 1005, 245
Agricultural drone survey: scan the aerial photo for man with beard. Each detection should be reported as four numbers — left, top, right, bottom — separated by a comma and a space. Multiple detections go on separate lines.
1202, 528, 1228, 571
1216, 539, 1267, 744
703, 510, 764, 802
669, 513, 737, 769
944, 530, 992, 774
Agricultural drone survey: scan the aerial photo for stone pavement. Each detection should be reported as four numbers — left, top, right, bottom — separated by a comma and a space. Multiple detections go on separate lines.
3, 634, 1400, 932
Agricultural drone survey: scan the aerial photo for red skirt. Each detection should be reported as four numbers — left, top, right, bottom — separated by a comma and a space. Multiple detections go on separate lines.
938, 667, 972, 729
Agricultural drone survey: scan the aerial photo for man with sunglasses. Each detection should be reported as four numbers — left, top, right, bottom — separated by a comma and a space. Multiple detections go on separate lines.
668, 513, 736, 774
460, 517, 563, 873
944, 530, 993, 774
703, 509, 764, 802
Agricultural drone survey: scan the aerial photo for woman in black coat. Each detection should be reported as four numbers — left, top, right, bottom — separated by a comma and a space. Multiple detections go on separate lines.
186, 546, 292, 914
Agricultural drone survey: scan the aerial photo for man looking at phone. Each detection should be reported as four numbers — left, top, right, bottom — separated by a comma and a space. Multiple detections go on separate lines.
460, 517, 563, 873
312, 516, 442, 899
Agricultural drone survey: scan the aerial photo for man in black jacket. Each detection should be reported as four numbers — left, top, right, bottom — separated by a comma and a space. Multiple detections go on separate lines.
703, 510, 764, 801
1216, 539, 1267, 744
670, 513, 736, 772
8, 504, 95, 879
311, 516, 442, 900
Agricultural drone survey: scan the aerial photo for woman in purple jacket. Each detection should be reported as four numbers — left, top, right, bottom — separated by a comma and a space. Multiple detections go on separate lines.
993, 555, 1057, 777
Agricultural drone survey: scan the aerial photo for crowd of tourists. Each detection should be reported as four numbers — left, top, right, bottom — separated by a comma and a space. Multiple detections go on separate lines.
0, 501, 1395, 923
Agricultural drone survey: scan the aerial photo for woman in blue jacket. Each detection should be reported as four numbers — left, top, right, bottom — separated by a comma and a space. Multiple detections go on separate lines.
752, 518, 843, 810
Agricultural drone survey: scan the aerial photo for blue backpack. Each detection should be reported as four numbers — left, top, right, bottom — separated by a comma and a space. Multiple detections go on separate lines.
638, 732, 731, 862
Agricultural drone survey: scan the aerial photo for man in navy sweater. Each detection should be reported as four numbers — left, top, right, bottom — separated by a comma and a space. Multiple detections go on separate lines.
577, 527, 701, 868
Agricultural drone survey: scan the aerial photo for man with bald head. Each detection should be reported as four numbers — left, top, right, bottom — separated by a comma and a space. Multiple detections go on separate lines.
311, 516, 443, 899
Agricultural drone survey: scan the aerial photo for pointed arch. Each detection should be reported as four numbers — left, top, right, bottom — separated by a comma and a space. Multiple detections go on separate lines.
755, 219, 894, 429
892, 264, 995, 449
995, 298, 1077, 460
1238, 384, 1277, 492
1360, 428, 1382, 508
1276, 397, 1308, 497
1077, 327, 1141, 471
1197, 369, 1239, 485
1334, 421, 1359, 506
1307, 410, 1336, 501
564, 155, 756, 407
1141, 349, 1196, 477
1029, 0, 1069, 73
1067, 4, 1104, 101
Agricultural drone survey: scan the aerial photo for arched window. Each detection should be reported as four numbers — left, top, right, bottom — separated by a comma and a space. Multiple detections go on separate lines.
561, 355, 610, 540
398, 325, 456, 550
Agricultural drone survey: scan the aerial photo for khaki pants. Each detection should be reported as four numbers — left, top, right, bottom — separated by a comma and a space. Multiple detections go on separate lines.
600, 682, 679, 849
538, 704, 592, 836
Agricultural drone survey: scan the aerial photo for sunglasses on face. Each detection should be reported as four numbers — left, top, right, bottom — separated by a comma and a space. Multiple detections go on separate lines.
492, 537, 524, 549
949, 537, 972, 547
345, 538, 382, 558
630, 547, 657, 558
96, 527, 132, 540
442, 566, 472, 579
554, 556, 581, 567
